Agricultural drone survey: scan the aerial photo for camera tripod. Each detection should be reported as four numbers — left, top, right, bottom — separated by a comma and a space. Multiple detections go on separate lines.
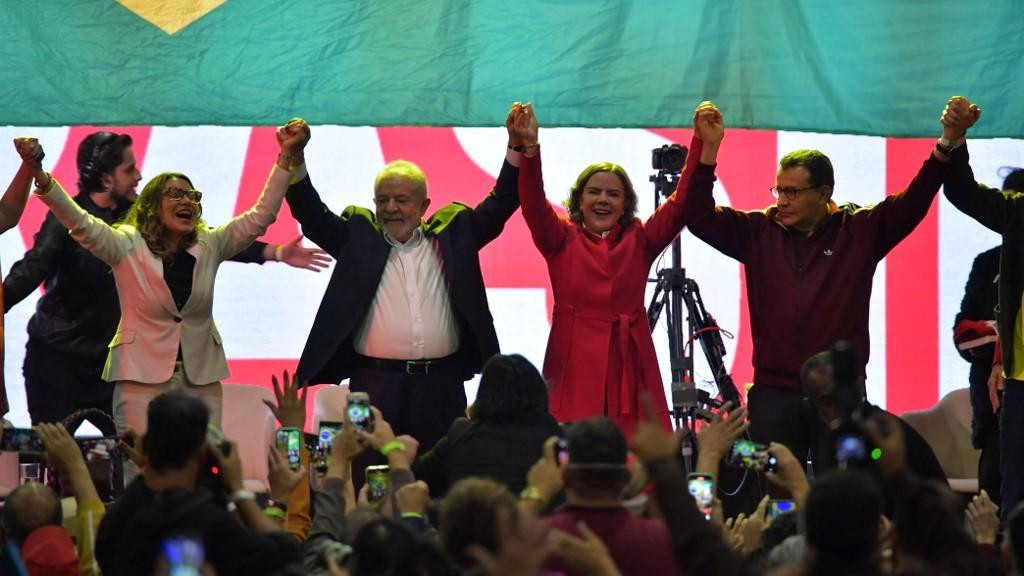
646, 156, 740, 471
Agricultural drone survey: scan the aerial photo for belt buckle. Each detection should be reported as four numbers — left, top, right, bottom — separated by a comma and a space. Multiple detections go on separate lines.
405, 360, 430, 375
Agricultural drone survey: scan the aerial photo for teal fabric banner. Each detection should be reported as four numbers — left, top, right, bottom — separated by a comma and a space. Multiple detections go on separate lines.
1, 1, 1021, 136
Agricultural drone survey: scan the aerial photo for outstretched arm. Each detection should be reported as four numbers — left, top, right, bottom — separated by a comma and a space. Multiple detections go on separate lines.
17, 137, 134, 266
261, 236, 332, 271
33, 182, 133, 267
36, 423, 105, 576
867, 96, 975, 258
0, 138, 39, 233
215, 119, 306, 260
229, 237, 332, 272
940, 98, 1018, 234
644, 101, 724, 254
467, 103, 527, 249
515, 103, 569, 256
683, 103, 763, 263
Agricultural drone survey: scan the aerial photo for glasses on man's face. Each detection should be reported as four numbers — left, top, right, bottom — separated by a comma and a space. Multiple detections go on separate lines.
163, 187, 202, 203
769, 185, 818, 201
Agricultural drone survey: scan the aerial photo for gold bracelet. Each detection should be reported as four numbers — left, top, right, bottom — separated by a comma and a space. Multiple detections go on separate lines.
519, 486, 547, 505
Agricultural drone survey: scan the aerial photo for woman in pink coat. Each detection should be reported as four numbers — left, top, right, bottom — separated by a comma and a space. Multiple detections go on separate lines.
513, 102, 724, 434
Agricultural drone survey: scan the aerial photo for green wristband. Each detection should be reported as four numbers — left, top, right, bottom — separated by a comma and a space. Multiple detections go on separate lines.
380, 441, 406, 456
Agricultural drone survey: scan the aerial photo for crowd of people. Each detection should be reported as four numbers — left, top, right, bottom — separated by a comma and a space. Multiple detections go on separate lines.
0, 95, 1022, 575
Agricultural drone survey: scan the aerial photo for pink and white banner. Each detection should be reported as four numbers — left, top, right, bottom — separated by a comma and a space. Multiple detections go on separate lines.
0, 125, 1019, 427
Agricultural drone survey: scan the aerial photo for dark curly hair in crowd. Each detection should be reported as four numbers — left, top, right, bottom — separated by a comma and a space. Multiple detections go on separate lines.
564, 162, 638, 229
468, 354, 550, 425
77, 131, 133, 192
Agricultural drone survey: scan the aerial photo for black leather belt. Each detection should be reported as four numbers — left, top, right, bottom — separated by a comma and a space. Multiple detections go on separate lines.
356, 354, 458, 376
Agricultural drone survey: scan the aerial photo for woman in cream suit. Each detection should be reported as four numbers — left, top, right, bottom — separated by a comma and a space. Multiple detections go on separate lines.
21, 119, 309, 436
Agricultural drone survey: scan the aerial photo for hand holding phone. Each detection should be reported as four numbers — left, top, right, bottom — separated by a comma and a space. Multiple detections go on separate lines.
688, 473, 714, 520
726, 439, 778, 473
347, 392, 374, 434
768, 499, 796, 520
555, 438, 570, 467
274, 427, 302, 471
366, 465, 390, 508
315, 421, 342, 471
0, 428, 45, 453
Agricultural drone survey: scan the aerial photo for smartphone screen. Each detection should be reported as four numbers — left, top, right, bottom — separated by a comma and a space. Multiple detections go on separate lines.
347, 392, 373, 434
835, 434, 866, 466
727, 439, 778, 473
769, 499, 796, 520
316, 421, 342, 470
162, 537, 204, 576
366, 465, 389, 508
555, 438, 570, 467
77, 436, 121, 461
0, 428, 45, 452
275, 428, 302, 471
687, 473, 714, 520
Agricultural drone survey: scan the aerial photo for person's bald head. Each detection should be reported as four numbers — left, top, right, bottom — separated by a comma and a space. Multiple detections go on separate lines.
801, 351, 866, 425
2, 482, 62, 545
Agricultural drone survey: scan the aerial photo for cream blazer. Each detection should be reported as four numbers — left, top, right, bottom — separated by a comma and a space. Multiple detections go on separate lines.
36, 165, 291, 385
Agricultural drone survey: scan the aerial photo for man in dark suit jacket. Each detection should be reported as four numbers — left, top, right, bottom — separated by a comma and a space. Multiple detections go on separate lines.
285, 105, 527, 452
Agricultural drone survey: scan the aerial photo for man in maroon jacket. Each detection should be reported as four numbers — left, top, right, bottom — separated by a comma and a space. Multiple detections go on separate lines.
686, 98, 975, 476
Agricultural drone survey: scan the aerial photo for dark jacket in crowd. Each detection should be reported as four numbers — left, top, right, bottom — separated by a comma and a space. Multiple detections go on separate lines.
412, 415, 562, 497
95, 479, 299, 576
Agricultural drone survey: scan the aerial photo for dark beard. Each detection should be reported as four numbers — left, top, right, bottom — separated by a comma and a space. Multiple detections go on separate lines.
114, 195, 135, 217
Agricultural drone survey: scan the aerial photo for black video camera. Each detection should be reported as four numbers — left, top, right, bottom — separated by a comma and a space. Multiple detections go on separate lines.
651, 144, 687, 173
826, 341, 873, 470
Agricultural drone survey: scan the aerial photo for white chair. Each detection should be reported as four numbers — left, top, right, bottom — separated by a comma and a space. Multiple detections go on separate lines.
221, 384, 278, 492
313, 383, 349, 431
901, 388, 980, 493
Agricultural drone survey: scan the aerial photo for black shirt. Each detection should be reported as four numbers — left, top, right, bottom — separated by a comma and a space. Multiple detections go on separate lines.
95, 478, 299, 576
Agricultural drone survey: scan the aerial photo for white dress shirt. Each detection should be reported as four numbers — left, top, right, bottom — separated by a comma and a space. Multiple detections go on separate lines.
353, 226, 459, 359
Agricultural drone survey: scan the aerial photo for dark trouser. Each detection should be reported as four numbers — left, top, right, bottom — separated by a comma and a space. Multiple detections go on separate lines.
1001, 379, 1024, 522
348, 363, 467, 488
720, 384, 819, 517
969, 365, 1001, 507
748, 385, 817, 472
23, 338, 116, 435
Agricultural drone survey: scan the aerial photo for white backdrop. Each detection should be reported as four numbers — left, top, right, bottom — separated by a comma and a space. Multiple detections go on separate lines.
0, 125, 1018, 427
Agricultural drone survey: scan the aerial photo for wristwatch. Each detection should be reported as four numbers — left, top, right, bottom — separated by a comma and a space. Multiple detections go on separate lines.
936, 137, 962, 156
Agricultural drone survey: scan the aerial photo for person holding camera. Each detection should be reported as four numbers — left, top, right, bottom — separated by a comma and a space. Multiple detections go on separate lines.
800, 349, 945, 487
19, 121, 306, 441
94, 391, 299, 576
685, 98, 970, 472
512, 102, 722, 434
